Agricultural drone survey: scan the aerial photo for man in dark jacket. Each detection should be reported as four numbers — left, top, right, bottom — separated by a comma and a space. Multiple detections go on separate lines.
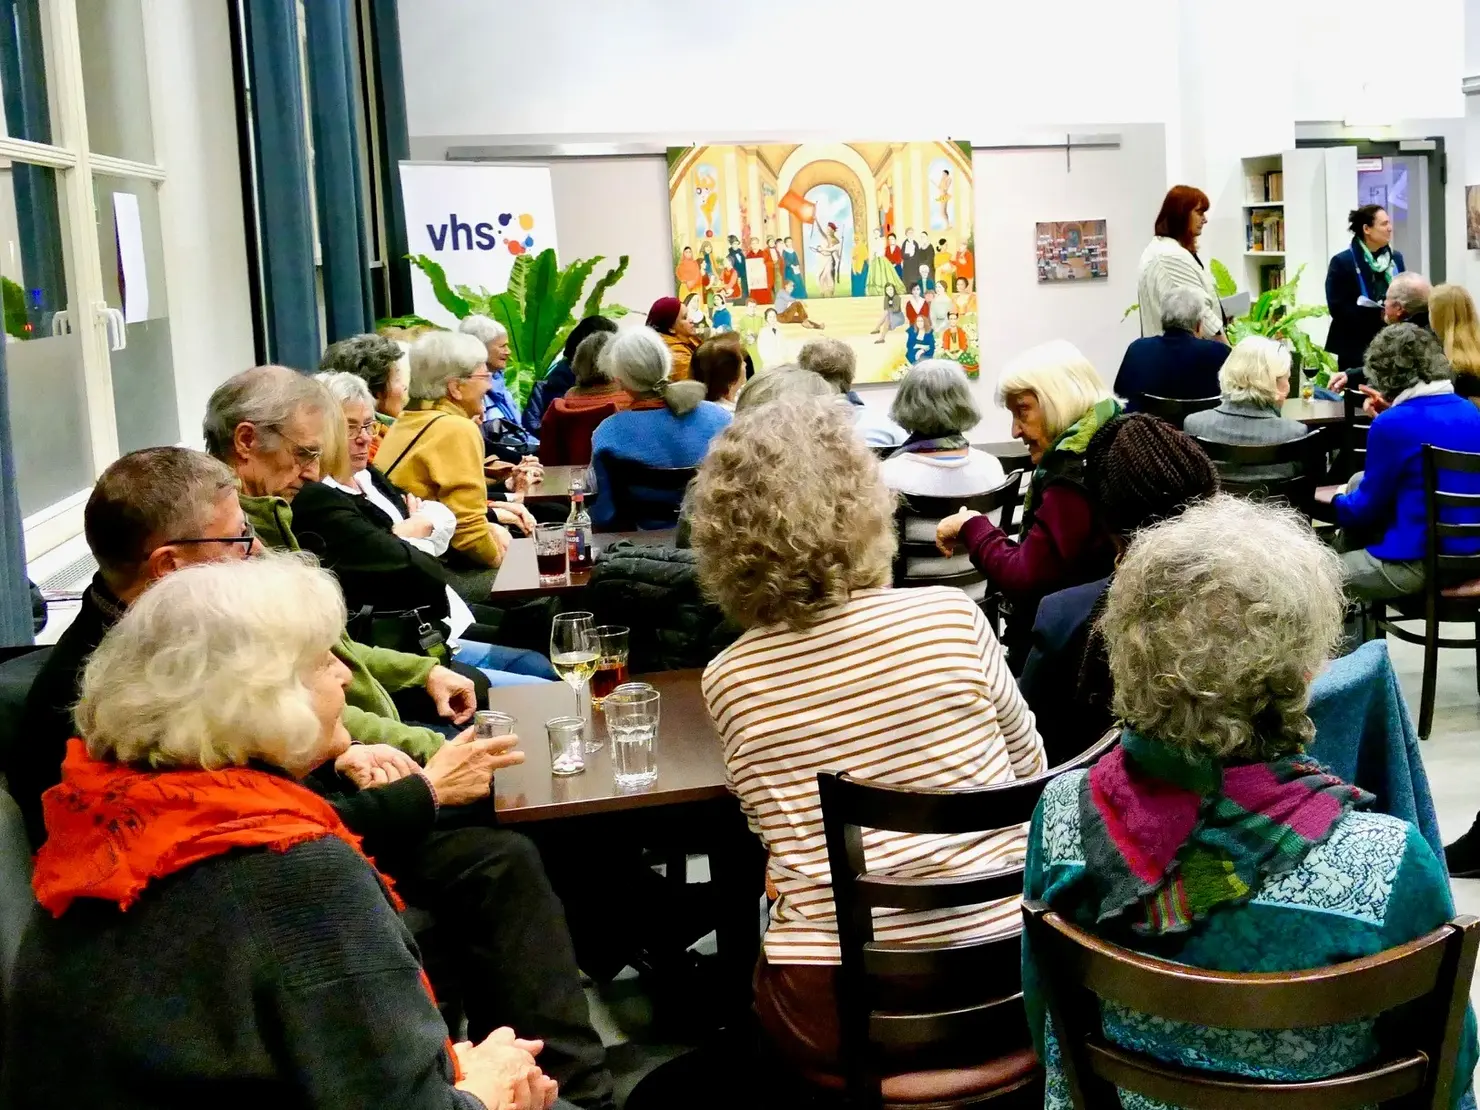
1328, 271, 1432, 392
13, 447, 615, 1109
1114, 286, 1230, 413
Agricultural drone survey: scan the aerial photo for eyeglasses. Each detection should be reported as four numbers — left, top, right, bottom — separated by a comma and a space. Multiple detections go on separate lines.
268, 425, 322, 468
465, 370, 494, 383
161, 519, 258, 558
346, 419, 378, 437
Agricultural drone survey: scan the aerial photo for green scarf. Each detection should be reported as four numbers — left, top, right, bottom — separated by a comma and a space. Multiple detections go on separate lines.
1023, 396, 1121, 516
1359, 238, 1394, 275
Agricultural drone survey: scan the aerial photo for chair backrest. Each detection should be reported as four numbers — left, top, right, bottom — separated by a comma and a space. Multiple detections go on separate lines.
1193, 429, 1328, 517
604, 458, 699, 530
1139, 394, 1222, 429
1338, 387, 1373, 481
1023, 902, 1480, 1109
1422, 445, 1480, 598
891, 473, 1022, 591
536, 401, 617, 467
818, 729, 1119, 1108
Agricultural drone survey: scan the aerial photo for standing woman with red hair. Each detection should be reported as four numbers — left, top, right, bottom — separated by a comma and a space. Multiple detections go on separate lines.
1137, 185, 1227, 341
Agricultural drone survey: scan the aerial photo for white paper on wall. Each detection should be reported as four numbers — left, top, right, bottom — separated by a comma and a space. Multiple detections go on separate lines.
112, 191, 149, 323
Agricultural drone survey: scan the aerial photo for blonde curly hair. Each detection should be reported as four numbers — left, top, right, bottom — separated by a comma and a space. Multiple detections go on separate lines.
688, 397, 897, 631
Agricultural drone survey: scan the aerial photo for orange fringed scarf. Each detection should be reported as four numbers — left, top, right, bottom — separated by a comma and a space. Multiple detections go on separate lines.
32, 740, 462, 1079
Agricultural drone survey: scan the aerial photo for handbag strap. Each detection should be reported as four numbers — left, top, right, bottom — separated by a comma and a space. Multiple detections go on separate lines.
381, 414, 448, 480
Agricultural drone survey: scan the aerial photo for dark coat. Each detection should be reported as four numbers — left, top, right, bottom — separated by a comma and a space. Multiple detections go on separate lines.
1325, 238, 1406, 371
523, 359, 576, 437
584, 542, 739, 672
1017, 576, 1112, 766
1113, 329, 1231, 412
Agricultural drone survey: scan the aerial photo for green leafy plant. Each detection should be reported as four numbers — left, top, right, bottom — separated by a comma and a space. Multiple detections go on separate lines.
1226, 263, 1337, 381
375, 312, 437, 331
406, 249, 630, 408
3, 276, 28, 339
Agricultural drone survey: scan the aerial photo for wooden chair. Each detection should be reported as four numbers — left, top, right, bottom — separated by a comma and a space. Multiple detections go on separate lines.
1333, 387, 1373, 482
603, 458, 698, 530
1193, 429, 1329, 519
1023, 902, 1480, 1110
815, 730, 1119, 1110
1139, 394, 1221, 430
1370, 445, 1480, 740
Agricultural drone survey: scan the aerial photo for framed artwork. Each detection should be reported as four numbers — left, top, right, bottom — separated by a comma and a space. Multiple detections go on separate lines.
667, 141, 977, 383
1036, 220, 1108, 283
1468, 185, 1480, 251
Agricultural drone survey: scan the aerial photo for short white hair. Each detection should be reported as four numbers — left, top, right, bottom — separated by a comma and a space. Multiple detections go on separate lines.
1387, 272, 1431, 315
408, 330, 489, 402
75, 552, 347, 773
1218, 336, 1291, 406
459, 314, 508, 345
997, 340, 1113, 442
1160, 286, 1205, 333
315, 370, 376, 411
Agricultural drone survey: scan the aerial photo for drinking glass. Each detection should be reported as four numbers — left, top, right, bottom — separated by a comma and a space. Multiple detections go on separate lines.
604, 682, 660, 789
474, 710, 517, 740
550, 611, 600, 751
534, 522, 568, 585
591, 625, 630, 707
546, 716, 586, 776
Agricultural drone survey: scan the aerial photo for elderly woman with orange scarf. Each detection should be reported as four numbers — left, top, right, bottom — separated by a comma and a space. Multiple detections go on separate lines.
1, 554, 568, 1110
644, 295, 701, 381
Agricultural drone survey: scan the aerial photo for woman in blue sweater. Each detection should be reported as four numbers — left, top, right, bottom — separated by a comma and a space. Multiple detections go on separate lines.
1334, 323, 1480, 601
588, 326, 732, 529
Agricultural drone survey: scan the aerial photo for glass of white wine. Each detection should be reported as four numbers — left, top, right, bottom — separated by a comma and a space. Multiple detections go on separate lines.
550, 611, 600, 751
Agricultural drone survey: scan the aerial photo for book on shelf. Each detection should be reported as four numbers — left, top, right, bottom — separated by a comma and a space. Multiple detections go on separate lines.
1244, 169, 1283, 203
1245, 210, 1284, 252
1259, 265, 1286, 293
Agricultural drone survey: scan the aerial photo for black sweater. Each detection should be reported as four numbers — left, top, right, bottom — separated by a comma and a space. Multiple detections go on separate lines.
0, 836, 483, 1109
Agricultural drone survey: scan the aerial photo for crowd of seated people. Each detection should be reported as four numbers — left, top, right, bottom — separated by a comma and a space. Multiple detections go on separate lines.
1114, 285, 1230, 411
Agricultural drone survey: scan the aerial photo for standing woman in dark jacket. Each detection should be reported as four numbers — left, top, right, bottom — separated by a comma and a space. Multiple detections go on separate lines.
1326, 204, 1405, 385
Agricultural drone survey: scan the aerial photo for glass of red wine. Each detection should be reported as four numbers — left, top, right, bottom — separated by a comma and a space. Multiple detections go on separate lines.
534, 522, 568, 585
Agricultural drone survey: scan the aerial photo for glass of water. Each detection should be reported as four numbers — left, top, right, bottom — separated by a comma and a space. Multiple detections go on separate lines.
546, 716, 586, 776
474, 710, 517, 740
604, 682, 660, 790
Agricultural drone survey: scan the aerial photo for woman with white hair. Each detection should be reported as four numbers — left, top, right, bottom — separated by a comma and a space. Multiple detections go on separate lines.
1023, 496, 1475, 1104
587, 326, 730, 529
320, 333, 409, 463
1183, 335, 1310, 482
458, 313, 522, 427
377, 330, 534, 570
3, 555, 564, 1110
936, 340, 1120, 664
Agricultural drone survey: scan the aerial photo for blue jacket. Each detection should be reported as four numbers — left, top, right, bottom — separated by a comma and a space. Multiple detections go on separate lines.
589, 402, 732, 529
1334, 391, 1480, 562
1113, 328, 1230, 412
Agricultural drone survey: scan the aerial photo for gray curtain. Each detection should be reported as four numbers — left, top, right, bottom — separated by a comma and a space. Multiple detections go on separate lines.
367, 0, 412, 316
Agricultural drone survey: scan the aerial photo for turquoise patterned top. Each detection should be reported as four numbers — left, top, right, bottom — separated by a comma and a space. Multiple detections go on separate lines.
1024, 770, 1478, 1110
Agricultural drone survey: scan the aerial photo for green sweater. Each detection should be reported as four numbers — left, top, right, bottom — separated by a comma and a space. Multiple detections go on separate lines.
241, 495, 445, 763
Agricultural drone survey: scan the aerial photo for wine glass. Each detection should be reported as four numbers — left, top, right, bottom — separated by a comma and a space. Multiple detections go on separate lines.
550, 611, 600, 751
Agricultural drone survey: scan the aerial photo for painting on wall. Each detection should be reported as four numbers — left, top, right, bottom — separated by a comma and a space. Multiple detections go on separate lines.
1467, 186, 1480, 251
1035, 220, 1108, 283
667, 141, 977, 383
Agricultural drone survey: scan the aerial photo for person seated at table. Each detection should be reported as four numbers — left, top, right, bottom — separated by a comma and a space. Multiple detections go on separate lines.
734, 365, 839, 413
1332, 323, 1480, 605
320, 332, 409, 463
881, 359, 1002, 495
690, 331, 747, 411
691, 396, 1045, 1082
1018, 414, 1219, 765
1113, 285, 1230, 413
377, 331, 535, 571
1430, 282, 1480, 402
588, 327, 730, 530
1183, 334, 1311, 482
1023, 495, 1476, 1105
797, 336, 906, 447
935, 340, 1120, 667
525, 314, 619, 437
1329, 271, 1434, 392
2, 554, 575, 1110
460, 314, 536, 452
645, 295, 701, 381
537, 332, 627, 466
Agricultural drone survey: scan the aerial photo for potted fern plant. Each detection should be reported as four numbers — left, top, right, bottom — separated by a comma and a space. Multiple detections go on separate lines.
1225, 263, 1337, 388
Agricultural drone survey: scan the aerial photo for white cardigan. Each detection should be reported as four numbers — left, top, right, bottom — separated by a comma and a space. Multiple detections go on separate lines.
1136, 236, 1223, 338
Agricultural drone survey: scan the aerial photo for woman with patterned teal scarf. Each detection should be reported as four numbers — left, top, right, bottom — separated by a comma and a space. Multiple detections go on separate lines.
1023, 496, 1477, 1109
1326, 204, 1406, 382
935, 340, 1120, 667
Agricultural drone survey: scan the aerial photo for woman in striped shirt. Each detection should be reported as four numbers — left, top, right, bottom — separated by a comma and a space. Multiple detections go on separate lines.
688, 396, 1046, 1078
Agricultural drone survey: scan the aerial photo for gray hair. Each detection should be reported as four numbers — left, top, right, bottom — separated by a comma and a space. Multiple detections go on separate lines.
1388, 272, 1432, 316
734, 366, 836, 413
889, 359, 981, 436
76, 551, 347, 773
314, 370, 376, 411
458, 314, 507, 345
571, 332, 614, 387
602, 327, 706, 416
408, 330, 489, 402
1218, 336, 1291, 406
797, 337, 856, 392
1364, 322, 1453, 399
203, 365, 332, 462
1101, 495, 1345, 761
1160, 286, 1205, 333
319, 334, 404, 398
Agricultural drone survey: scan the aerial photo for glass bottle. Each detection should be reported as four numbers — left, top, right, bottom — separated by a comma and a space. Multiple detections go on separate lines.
565, 477, 594, 573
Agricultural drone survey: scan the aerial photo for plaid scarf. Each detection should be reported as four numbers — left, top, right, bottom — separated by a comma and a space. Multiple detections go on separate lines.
1079, 731, 1372, 936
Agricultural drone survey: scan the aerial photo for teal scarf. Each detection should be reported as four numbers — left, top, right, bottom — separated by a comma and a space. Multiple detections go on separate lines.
1023, 396, 1121, 516
1359, 239, 1394, 275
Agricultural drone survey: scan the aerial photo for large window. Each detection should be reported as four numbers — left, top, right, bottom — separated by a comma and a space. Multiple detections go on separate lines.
1, 0, 176, 527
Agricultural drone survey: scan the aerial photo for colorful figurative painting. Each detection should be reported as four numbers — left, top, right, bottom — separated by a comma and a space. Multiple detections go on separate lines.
1467, 186, 1480, 251
1035, 220, 1108, 283
667, 141, 977, 383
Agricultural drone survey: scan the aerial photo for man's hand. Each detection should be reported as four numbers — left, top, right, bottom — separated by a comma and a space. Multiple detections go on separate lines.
425, 664, 477, 724
1328, 371, 1349, 394
454, 1029, 557, 1110
491, 502, 537, 536
334, 743, 421, 788
935, 507, 983, 556
423, 729, 523, 805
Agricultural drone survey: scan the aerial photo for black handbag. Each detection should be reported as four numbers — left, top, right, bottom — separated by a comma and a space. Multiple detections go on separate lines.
346, 603, 448, 660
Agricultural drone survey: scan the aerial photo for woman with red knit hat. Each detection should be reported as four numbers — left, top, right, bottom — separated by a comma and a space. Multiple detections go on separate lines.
646, 295, 700, 380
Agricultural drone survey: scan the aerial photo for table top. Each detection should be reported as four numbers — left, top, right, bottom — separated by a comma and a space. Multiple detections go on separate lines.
489, 529, 678, 599
489, 669, 727, 822
520, 465, 579, 504
1282, 397, 1344, 426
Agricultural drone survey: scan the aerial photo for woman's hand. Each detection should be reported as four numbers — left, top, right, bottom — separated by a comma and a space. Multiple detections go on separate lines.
423, 729, 524, 805
485, 457, 516, 481
491, 502, 537, 536
392, 514, 436, 540
425, 664, 477, 724
935, 508, 982, 556
490, 522, 514, 560
453, 1028, 557, 1110
333, 743, 420, 788
1358, 384, 1391, 417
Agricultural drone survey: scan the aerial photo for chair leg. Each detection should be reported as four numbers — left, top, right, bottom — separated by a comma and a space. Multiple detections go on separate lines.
1419, 613, 1439, 741
1474, 621, 1480, 697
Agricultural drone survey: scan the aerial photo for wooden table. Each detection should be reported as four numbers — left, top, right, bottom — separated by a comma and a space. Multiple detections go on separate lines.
519, 465, 579, 505
488, 529, 677, 600
1283, 397, 1344, 426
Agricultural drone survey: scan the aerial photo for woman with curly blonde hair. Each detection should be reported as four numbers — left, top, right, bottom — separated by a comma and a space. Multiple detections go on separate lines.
692, 396, 1045, 1084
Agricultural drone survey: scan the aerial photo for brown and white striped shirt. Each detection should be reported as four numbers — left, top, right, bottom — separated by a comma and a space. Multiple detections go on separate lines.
702, 587, 1044, 965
